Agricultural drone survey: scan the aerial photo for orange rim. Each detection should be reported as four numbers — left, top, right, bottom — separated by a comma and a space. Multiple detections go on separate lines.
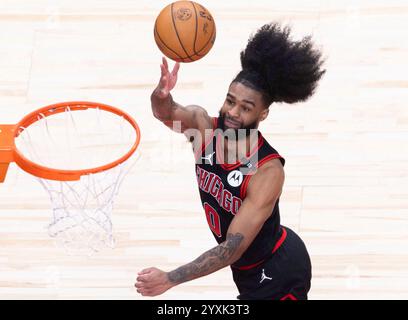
0, 101, 141, 181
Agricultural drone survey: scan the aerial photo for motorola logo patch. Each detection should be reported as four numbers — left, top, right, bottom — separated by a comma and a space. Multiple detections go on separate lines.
227, 170, 243, 187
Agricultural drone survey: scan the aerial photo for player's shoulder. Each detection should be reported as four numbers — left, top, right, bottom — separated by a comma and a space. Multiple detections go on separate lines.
262, 157, 284, 173
184, 104, 213, 130
252, 159, 285, 186
246, 159, 284, 202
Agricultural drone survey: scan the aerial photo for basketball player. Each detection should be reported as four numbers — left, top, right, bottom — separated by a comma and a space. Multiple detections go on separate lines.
135, 23, 325, 300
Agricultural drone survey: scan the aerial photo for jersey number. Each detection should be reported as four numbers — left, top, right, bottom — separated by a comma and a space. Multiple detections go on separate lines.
204, 203, 222, 237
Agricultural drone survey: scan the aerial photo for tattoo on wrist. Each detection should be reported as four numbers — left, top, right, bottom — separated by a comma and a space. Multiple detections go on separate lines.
167, 232, 244, 284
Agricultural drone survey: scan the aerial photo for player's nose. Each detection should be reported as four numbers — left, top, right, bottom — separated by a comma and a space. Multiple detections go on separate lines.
228, 105, 240, 119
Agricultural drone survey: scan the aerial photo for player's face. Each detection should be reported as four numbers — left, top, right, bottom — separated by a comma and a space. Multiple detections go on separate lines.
219, 82, 269, 132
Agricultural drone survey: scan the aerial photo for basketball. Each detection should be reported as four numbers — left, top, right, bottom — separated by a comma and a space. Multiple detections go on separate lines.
154, 1, 216, 63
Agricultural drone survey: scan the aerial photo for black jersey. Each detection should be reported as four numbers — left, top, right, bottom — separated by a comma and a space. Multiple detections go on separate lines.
195, 117, 286, 269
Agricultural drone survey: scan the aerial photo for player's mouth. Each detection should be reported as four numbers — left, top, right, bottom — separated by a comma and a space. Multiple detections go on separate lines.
224, 117, 241, 129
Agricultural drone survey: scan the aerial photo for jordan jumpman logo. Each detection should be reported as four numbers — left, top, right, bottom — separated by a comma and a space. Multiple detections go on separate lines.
201, 152, 215, 165
260, 269, 273, 283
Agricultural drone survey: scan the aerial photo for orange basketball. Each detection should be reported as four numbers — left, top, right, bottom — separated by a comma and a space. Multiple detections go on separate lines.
154, 1, 216, 63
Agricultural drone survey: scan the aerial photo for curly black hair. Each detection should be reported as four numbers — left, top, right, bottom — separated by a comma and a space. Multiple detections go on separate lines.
233, 22, 326, 106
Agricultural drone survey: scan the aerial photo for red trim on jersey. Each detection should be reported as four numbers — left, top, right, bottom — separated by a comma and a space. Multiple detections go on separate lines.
232, 227, 287, 271
239, 153, 284, 199
216, 132, 264, 171
280, 294, 298, 301
240, 174, 252, 199
233, 259, 265, 271
272, 227, 287, 253
194, 117, 218, 162
258, 153, 284, 167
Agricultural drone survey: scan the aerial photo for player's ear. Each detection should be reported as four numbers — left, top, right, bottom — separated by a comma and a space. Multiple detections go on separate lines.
259, 108, 269, 122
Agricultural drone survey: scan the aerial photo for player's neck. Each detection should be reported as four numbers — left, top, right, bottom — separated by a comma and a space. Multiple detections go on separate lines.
222, 130, 259, 164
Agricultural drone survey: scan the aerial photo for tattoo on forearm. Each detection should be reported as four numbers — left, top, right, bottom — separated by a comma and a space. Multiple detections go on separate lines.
168, 232, 244, 284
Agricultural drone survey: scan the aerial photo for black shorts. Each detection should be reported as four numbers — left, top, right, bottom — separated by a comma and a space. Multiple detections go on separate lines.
231, 226, 312, 300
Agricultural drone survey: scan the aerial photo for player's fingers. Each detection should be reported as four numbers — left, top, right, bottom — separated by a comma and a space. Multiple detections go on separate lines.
162, 57, 168, 70
136, 274, 150, 282
159, 75, 168, 89
160, 64, 166, 77
171, 62, 180, 76
141, 289, 153, 296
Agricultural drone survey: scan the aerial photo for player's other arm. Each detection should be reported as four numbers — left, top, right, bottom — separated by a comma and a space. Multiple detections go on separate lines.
151, 57, 212, 132
135, 160, 284, 296
169, 160, 284, 281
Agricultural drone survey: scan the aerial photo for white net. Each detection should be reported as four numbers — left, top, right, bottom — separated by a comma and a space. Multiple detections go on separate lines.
14, 105, 139, 255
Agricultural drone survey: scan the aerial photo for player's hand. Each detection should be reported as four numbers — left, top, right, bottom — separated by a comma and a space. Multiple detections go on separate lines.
156, 57, 180, 99
135, 267, 174, 296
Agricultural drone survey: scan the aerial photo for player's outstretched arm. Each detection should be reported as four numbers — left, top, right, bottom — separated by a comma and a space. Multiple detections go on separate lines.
151, 57, 212, 133
134, 232, 244, 297
134, 160, 284, 297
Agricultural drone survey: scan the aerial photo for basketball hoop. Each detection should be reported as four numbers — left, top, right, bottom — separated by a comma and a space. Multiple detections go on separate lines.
0, 101, 141, 255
